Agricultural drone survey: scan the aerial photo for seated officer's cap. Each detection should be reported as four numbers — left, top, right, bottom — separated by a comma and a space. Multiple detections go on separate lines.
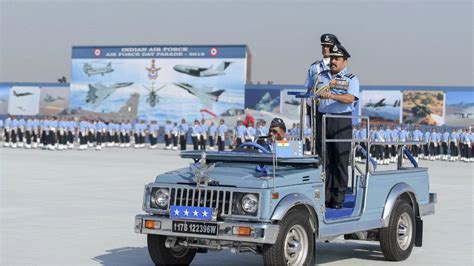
320, 33, 340, 46
329, 44, 351, 58
270, 118, 286, 132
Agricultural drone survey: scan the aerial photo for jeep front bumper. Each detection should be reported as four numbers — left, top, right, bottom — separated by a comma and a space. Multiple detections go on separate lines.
134, 214, 279, 244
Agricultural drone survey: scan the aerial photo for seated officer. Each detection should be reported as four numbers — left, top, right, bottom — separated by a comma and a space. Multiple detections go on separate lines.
235, 118, 287, 153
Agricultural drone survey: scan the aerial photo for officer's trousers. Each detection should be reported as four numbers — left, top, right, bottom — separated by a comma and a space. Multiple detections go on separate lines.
384, 145, 391, 159
305, 138, 311, 152
429, 143, 435, 156
172, 135, 178, 147
442, 142, 448, 155
4, 129, 10, 143
217, 136, 225, 151
449, 142, 458, 156
209, 136, 215, 147
96, 132, 102, 145
200, 136, 206, 150
149, 134, 157, 146
18, 129, 23, 142
25, 130, 31, 144
316, 111, 351, 205
41, 131, 47, 145
10, 130, 17, 143
236, 137, 243, 147
411, 145, 419, 157
191, 136, 199, 150
180, 135, 187, 150
164, 134, 170, 146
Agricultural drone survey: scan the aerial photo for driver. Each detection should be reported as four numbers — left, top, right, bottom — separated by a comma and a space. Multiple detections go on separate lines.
268, 118, 286, 141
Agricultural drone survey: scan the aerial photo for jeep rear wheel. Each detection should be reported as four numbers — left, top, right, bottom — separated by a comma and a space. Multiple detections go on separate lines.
147, 235, 196, 266
262, 209, 314, 266
379, 199, 415, 261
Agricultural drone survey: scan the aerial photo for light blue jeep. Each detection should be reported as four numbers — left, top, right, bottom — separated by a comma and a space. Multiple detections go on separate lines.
134, 115, 436, 265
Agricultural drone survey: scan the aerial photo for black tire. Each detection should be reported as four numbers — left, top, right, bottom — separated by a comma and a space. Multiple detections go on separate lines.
147, 234, 196, 266
379, 199, 416, 261
262, 209, 315, 266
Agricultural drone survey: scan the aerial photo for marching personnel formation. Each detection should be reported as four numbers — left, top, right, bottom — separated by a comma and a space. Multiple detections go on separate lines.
360, 125, 474, 164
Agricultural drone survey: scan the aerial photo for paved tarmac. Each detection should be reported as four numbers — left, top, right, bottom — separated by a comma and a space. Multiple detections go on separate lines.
1, 147, 473, 265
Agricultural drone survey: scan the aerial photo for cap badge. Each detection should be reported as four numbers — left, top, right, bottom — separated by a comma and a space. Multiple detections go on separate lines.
333, 45, 338, 52
324, 35, 329, 42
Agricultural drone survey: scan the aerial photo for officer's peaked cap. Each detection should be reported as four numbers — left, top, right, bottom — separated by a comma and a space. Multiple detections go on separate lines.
329, 44, 351, 58
321, 33, 340, 46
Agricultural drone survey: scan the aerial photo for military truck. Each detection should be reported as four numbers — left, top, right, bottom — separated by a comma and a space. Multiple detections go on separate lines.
134, 112, 436, 265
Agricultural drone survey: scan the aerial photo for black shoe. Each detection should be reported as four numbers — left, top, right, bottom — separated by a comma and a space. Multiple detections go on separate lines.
329, 202, 343, 209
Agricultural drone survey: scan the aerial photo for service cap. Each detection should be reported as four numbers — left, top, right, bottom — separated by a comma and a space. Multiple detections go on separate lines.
329, 44, 351, 58
321, 33, 340, 46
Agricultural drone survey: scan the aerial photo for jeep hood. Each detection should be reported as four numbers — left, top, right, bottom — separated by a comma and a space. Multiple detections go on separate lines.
154, 162, 317, 189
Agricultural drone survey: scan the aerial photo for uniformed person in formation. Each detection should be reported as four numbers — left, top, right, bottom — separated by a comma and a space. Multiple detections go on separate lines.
313, 43, 360, 209
208, 122, 217, 150
200, 119, 208, 150
305, 33, 340, 128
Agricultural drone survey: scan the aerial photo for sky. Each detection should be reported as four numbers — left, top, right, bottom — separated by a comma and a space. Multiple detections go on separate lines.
0, 0, 472, 86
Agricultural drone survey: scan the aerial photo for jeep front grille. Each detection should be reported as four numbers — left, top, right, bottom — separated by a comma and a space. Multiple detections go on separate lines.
170, 188, 233, 216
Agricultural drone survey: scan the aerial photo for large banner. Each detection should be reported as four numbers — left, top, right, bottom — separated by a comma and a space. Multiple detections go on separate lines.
445, 91, 474, 127
402, 91, 445, 126
70, 45, 248, 122
360, 90, 402, 124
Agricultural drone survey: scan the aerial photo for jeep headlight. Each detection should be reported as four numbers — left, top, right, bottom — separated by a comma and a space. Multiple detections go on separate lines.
151, 188, 169, 209
241, 193, 259, 214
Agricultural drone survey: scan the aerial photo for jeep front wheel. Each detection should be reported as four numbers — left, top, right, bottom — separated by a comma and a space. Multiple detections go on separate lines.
147, 234, 196, 266
379, 199, 415, 261
262, 209, 314, 266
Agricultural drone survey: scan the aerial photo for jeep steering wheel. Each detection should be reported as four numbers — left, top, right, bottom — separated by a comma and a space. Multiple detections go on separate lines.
238, 142, 271, 154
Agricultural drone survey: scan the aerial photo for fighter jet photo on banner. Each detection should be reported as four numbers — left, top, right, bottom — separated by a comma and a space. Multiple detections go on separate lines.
8, 86, 40, 115
360, 90, 402, 124
70, 45, 249, 122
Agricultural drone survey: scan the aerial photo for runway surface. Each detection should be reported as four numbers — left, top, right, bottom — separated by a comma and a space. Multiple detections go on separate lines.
1, 147, 473, 265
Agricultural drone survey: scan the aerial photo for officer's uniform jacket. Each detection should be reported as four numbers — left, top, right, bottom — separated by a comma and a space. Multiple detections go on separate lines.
317, 67, 359, 114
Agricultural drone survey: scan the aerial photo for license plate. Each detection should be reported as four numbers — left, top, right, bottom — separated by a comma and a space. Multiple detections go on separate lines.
172, 221, 218, 236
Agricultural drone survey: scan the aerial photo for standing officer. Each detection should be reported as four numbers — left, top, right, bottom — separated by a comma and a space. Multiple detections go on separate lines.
217, 119, 227, 151
171, 122, 179, 150
200, 119, 208, 150
164, 120, 172, 149
179, 118, 189, 151
235, 120, 246, 146
208, 121, 217, 150
411, 125, 423, 162
441, 128, 450, 160
148, 120, 159, 149
191, 120, 201, 150
449, 128, 459, 161
305, 33, 341, 129
314, 44, 359, 209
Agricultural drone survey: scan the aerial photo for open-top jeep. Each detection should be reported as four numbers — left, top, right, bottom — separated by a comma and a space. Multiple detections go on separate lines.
134, 112, 436, 265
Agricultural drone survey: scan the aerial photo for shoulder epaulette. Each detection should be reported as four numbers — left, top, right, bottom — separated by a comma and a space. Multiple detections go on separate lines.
344, 73, 355, 79
311, 60, 321, 66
